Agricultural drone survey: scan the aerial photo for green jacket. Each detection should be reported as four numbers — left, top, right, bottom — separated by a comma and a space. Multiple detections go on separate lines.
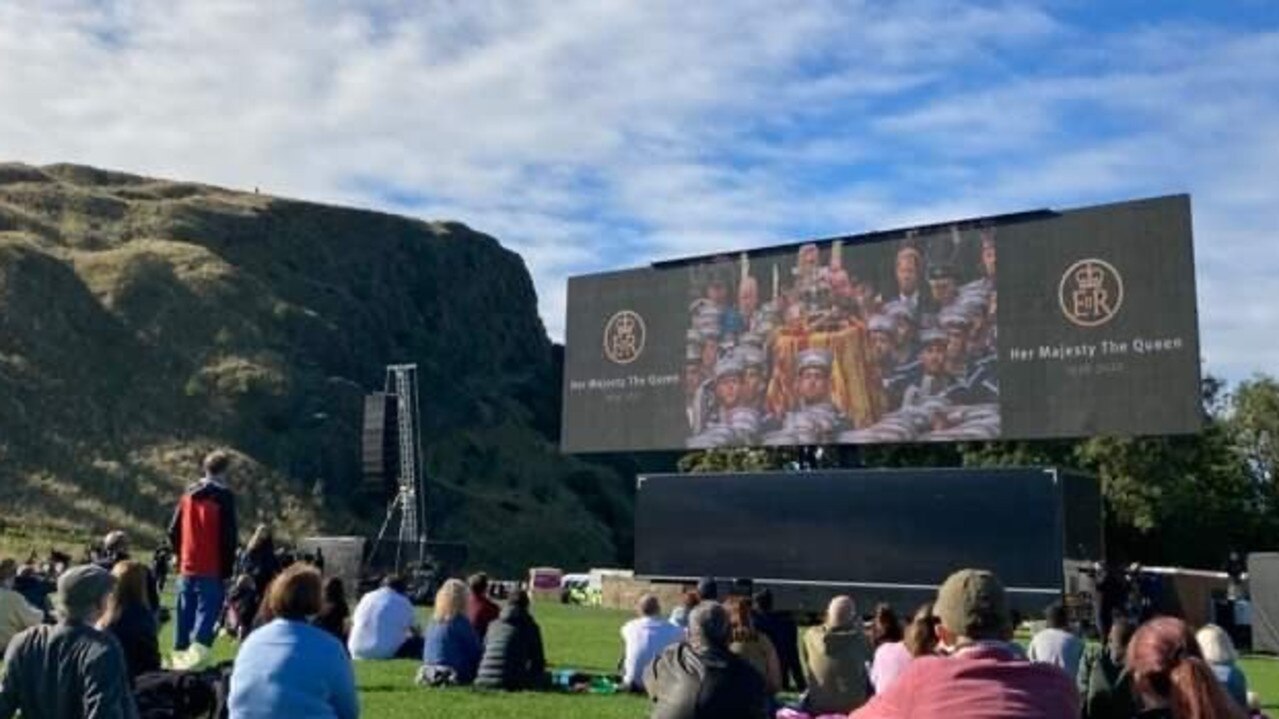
801, 624, 871, 715
1078, 644, 1136, 719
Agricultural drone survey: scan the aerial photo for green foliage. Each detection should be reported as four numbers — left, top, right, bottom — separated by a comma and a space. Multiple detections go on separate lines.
964, 377, 1265, 566
1232, 375, 1279, 491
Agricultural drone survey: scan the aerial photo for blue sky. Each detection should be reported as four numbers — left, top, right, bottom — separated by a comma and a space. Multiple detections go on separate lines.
0, 1, 1275, 383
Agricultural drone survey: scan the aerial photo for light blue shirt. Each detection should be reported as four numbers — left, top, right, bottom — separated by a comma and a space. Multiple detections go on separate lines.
229, 619, 358, 719
348, 587, 416, 660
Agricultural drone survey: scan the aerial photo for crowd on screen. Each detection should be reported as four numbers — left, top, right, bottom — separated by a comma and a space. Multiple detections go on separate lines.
0, 451, 1265, 719
684, 226, 1001, 449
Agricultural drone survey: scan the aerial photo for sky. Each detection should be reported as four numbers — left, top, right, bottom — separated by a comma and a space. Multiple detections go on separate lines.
0, 1, 1276, 383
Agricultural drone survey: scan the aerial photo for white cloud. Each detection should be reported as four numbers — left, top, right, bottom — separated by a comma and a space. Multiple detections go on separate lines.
0, 1, 1274, 380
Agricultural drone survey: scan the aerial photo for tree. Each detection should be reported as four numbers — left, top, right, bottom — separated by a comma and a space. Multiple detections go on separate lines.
1231, 375, 1279, 496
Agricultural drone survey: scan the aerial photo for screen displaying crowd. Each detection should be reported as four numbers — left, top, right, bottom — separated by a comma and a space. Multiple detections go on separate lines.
683, 225, 999, 448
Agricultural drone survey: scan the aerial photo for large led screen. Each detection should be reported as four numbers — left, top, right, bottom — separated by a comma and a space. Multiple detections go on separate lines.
562, 195, 1201, 452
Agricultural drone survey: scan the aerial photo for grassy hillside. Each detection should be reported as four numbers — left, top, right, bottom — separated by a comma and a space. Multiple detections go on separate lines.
0, 162, 632, 573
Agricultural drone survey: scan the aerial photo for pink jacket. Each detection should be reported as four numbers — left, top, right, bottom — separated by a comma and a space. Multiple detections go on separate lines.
850, 643, 1078, 719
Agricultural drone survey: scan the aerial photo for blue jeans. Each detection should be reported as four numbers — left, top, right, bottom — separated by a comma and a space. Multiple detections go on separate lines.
175, 575, 225, 650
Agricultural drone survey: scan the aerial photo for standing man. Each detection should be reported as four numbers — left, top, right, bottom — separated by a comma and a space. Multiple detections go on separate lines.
168, 450, 238, 654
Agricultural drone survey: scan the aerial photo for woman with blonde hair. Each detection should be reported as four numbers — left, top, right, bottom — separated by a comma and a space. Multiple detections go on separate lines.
99, 560, 160, 681
421, 578, 482, 684
1196, 623, 1249, 709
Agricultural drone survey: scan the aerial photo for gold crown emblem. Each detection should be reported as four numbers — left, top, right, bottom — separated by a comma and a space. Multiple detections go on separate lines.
1059, 259, 1124, 328
603, 310, 646, 365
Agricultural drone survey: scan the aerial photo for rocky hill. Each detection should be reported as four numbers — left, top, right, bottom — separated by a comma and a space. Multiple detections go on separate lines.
0, 162, 634, 573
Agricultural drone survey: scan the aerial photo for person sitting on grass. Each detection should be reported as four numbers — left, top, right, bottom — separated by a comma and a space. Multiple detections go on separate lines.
851, 569, 1079, 719
238, 525, 281, 623
224, 574, 260, 641
1028, 601, 1085, 679
1197, 623, 1249, 710
644, 601, 768, 719
98, 560, 161, 683
1079, 617, 1136, 719
421, 578, 483, 685
96, 531, 161, 616
669, 590, 700, 631
1126, 616, 1244, 719
312, 577, 351, 646
228, 563, 358, 719
868, 603, 909, 695
621, 594, 683, 692
0, 559, 43, 654
752, 589, 805, 693
348, 574, 422, 660
903, 602, 940, 658
725, 596, 782, 695
0, 565, 137, 718
801, 595, 871, 715
467, 573, 500, 641
474, 590, 547, 691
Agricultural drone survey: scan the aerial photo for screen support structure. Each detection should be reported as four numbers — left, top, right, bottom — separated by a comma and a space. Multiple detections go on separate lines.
367, 364, 428, 572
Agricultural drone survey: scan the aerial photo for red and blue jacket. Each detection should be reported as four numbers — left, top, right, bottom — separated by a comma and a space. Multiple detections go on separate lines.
167, 478, 238, 580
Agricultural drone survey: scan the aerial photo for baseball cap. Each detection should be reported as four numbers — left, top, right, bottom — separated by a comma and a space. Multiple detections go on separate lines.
934, 568, 1009, 640
53, 565, 116, 617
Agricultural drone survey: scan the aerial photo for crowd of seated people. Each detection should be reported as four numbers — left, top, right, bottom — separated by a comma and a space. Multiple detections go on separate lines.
0, 537, 1266, 719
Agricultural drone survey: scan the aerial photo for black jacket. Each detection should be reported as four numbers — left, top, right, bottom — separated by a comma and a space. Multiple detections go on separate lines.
239, 543, 280, 598
644, 641, 768, 719
473, 605, 546, 690
95, 553, 161, 619
106, 602, 162, 682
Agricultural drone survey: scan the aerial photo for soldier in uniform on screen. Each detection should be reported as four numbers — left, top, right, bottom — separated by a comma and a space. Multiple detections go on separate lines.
923, 263, 960, 328
940, 309, 974, 378
901, 329, 956, 407
882, 302, 919, 365
735, 345, 768, 412
869, 314, 917, 409
687, 357, 763, 448
763, 348, 848, 445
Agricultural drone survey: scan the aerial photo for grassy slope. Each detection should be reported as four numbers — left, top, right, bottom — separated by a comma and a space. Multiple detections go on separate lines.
157, 597, 1279, 717
0, 163, 635, 574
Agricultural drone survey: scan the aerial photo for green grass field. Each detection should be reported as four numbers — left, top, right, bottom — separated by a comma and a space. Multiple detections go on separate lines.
159, 598, 1279, 717
163, 601, 650, 718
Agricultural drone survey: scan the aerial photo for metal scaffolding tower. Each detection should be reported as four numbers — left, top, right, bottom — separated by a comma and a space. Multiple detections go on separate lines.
369, 364, 427, 570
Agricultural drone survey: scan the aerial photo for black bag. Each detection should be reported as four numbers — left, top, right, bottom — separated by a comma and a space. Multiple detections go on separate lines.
134, 670, 216, 718
133, 663, 232, 719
